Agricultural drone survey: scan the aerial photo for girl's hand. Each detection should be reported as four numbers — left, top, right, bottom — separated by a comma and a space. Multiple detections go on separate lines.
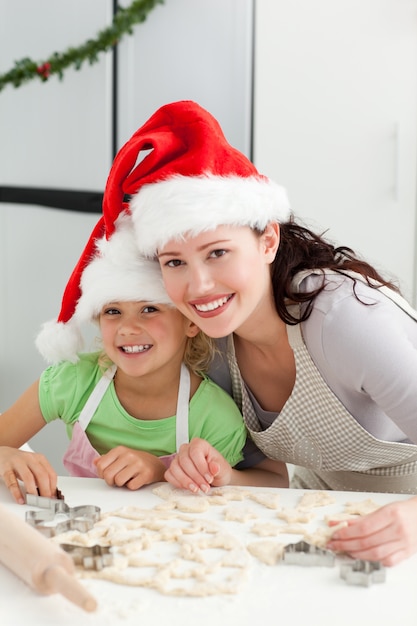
0, 446, 57, 504
94, 446, 166, 490
327, 496, 417, 566
165, 438, 232, 493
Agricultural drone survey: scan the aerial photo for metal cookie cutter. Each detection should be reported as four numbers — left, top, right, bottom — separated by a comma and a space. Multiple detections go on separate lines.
282, 540, 335, 567
60, 543, 113, 571
25, 490, 64, 508
25, 493, 101, 538
340, 559, 386, 587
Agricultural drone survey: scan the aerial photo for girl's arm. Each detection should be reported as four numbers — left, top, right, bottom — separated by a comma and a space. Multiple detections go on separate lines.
165, 438, 288, 493
0, 381, 57, 503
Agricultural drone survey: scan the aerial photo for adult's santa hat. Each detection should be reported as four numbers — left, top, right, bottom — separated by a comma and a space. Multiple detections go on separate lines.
36, 212, 172, 364
36, 99, 290, 364
100, 99, 292, 258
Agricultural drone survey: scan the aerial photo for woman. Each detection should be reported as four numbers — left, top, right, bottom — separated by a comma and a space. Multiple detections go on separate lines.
101, 100, 417, 565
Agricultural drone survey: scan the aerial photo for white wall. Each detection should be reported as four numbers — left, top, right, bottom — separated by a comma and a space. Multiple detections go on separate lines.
254, 0, 417, 304
116, 0, 254, 155
0, 0, 254, 473
0, 0, 114, 473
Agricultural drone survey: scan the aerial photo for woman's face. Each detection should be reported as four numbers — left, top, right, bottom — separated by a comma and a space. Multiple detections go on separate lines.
157, 224, 279, 338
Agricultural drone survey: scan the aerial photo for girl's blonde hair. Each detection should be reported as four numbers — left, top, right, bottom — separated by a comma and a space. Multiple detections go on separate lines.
183, 330, 217, 374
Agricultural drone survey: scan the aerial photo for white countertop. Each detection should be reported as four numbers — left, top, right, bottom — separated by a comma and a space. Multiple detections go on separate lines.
0, 477, 416, 626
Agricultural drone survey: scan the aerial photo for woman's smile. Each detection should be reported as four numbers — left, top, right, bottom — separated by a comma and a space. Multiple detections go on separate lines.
190, 294, 234, 315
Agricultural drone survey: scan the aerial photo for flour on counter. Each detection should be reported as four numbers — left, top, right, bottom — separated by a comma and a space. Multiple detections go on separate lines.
50, 485, 392, 598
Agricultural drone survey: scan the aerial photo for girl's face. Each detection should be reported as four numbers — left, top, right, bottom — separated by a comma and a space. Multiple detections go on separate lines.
157, 224, 279, 338
99, 301, 198, 378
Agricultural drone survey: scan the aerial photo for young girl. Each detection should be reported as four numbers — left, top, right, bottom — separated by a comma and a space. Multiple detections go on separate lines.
94, 100, 417, 566
0, 213, 288, 504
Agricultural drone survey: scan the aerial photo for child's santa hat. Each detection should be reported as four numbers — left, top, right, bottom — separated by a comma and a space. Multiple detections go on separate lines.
36, 212, 172, 364
100, 99, 291, 258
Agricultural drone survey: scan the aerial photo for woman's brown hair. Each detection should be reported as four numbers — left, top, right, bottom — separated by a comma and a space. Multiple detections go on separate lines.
270, 218, 400, 325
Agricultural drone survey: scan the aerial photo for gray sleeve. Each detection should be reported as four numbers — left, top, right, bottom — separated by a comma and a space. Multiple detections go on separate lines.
302, 281, 417, 444
208, 337, 267, 468
235, 436, 267, 468
207, 337, 233, 396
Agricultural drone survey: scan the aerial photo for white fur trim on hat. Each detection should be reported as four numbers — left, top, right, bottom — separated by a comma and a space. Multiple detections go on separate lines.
76, 215, 173, 323
36, 318, 84, 365
35, 213, 173, 364
131, 174, 291, 257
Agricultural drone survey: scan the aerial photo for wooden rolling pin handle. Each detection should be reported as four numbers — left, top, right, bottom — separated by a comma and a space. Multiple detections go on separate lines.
0, 504, 97, 612
43, 565, 97, 612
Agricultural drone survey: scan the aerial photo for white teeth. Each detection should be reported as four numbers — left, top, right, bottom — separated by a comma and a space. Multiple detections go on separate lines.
194, 296, 229, 312
121, 345, 150, 353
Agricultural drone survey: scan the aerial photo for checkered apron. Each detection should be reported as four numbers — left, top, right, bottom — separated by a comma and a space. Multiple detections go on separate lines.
227, 273, 417, 494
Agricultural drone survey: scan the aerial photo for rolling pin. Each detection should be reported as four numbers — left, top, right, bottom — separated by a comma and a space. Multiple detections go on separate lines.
0, 504, 97, 612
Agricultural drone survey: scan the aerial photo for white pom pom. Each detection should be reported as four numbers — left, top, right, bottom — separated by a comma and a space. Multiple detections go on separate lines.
35, 319, 84, 364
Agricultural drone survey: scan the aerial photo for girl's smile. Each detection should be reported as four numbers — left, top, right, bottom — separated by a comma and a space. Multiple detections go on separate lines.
119, 343, 152, 354
99, 301, 198, 379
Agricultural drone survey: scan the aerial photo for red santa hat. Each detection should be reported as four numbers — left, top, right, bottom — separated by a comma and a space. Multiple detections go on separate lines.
36, 212, 173, 364
101, 99, 291, 258
36, 100, 290, 364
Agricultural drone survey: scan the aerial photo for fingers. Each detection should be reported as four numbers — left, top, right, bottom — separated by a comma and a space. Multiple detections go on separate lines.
95, 449, 133, 487
327, 499, 417, 566
337, 540, 407, 567
328, 527, 405, 566
94, 449, 120, 483
1, 451, 57, 504
21, 453, 57, 497
95, 447, 165, 489
167, 441, 213, 492
165, 440, 223, 493
3, 469, 25, 504
165, 457, 209, 493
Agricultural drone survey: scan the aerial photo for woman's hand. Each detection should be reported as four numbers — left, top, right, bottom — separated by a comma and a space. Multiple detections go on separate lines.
327, 496, 417, 566
0, 446, 57, 504
165, 438, 233, 493
165, 439, 289, 492
94, 446, 166, 490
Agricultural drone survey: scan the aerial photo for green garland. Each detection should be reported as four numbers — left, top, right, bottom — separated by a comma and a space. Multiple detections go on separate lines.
0, 0, 164, 93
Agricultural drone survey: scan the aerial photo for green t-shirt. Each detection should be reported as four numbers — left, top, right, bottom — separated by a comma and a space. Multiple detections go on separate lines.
39, 352, 246, 467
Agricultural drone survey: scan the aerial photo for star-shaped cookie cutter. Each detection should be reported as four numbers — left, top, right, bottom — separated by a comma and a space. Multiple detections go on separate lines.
59, 543, 113, 570
340, 559, 386, 586
25, 493, 101, 538
282, 540, 335, 567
